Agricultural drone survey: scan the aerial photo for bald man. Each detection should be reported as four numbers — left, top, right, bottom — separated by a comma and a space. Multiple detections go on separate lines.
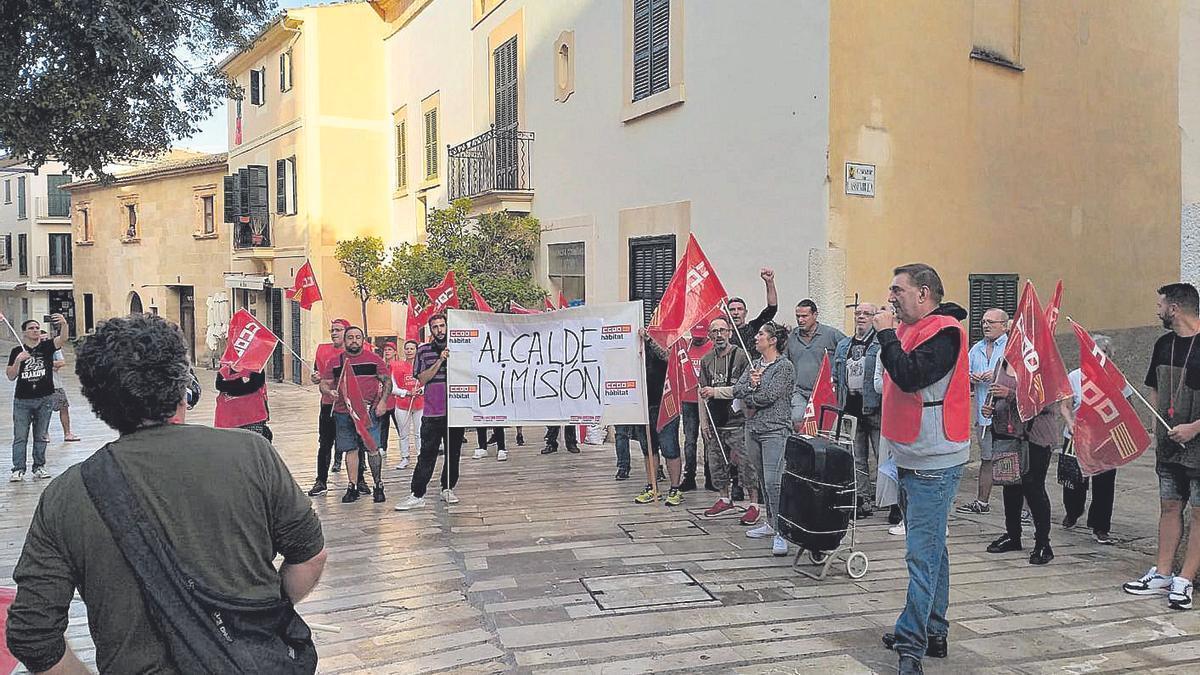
957, 308, 1010, 515
833, 302, 883, 516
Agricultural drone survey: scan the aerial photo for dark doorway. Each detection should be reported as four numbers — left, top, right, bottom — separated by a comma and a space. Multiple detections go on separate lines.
270, 288, 284, 382
291, 300, 303, 385
129, 292, 144, 315
178, 287, 196, 364
47, 290, 76, 339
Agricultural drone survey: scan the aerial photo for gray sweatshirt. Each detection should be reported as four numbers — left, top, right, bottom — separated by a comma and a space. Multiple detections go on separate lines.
733, 356, 795, 435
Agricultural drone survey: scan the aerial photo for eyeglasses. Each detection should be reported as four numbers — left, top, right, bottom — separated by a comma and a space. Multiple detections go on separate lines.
710, 328, 730, 333
981, 319, 1005, 325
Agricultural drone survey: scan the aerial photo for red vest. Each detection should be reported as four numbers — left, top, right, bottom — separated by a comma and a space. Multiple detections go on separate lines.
881, 314, 970, 444
214, 371, 269, 429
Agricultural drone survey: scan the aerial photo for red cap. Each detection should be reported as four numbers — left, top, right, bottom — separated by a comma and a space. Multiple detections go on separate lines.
385, 341, 398, 350
690, 324, 709, 339
331, 318, 351, 329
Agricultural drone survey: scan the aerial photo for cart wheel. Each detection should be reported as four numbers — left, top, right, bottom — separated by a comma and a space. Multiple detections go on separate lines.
846, 551, 869, 579
808, 550, 828, 565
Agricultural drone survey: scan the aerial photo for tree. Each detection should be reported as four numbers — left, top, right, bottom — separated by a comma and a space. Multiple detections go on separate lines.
0, 1, 277, 178
375, 199, 546, 312
335, 236, 386, 335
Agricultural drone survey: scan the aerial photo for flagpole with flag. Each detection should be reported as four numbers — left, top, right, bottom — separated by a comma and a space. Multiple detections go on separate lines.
646, 234, 729, 350
285, 260, 322, 310
1068, 317, 1168, 430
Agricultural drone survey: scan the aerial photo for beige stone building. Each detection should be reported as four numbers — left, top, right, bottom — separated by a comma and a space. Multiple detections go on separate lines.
64, 154, 229, 365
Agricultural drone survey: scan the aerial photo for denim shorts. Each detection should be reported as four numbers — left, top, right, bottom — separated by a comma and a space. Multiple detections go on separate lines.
655, 416, 682, 460
334, 411, 380, 452
1157, 462, 1200, 506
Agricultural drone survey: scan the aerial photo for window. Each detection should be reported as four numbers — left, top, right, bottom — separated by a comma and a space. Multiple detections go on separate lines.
279, 50, 293, 92
549, 242, 585, 305
423, 107, 439, 181
249, 67, 265, 106
17, 233, 27, 276
125, 203, 138, 239
632, 0, 670, 102
2, 234, 10, 268
628, 235, 675, 326
83, 293, 94, 333
275, 157, 297, 215
79, 207, 91, 241
395, 117, 408, 191
46, 174, 71, 217
16, 176, 26, 219
48, 233, 71, 276
4, 179, 9, 204
968, 273, 1019, 344
202, 196, 215, 234
555, 32, 575, 103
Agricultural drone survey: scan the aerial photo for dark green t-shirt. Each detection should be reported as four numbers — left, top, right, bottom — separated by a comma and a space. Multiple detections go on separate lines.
6, 424, 324, 673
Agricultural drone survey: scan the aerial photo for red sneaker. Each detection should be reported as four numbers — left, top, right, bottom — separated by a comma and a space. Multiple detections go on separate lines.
704, 498, 735, 518
740, 505, 761, 526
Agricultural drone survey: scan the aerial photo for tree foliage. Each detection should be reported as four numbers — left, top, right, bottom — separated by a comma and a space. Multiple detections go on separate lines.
335, 236, 386, 333
374, 199, 546, 312
0, 0, 278, 177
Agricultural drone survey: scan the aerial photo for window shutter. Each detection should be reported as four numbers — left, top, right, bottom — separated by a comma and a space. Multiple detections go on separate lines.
250, 69, 261, 105
649, 0, 670, 96
396, 120, 407, 188
632, 0, 651, 102
968, 273, 1019, 344
248, 165, 269, 215
276, 159, 286, 214
425, 109, 438, 179
494, 37, 518, 132
289, 157, 297, 215
279, 54, 285, 91
629, 235, 676, 326
223, 174, 239, 223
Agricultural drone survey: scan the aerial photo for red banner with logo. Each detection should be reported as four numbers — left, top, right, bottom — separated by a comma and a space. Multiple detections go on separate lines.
647, 234, 728, 350
657, 348, 683, 432
1044, 279, 1063, 332
468, 281, 493, 313
338, 357, 379, 452
284, 260, 322, 310
800, 352, 837, 435
1004, 281, 1073, 421
1071, 321, 1150, 475
405, 293, 427, 342
220, 309, 279, 373
425, 269, 461, 312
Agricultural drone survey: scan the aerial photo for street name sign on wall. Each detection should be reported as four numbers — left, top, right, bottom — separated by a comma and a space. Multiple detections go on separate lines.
845, 162, 875, 197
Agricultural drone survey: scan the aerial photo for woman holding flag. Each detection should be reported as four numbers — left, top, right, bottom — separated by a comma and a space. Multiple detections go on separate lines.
213, 365, 271, 440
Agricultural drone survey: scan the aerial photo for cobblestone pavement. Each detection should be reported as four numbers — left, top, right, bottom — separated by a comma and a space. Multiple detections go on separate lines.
2, 366, 1199, 673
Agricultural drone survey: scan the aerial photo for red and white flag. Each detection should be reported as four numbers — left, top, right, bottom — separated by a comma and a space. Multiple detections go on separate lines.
1004, 281, 1073, 421
1044, 279, 1064, 332
336, 357, 379, 452
425, 270, 461, 312
800, 352, 837, 435
405, 293, 427, 342
284, 260, 322, 310
468, 281, 494, 313
220, 309, 279, 373
559, 290, 569, 310
544, 295, 558, 312
647, 234, 728, 350
657, 345, 684, 432
1071, 321, 1150, 475
509, 300, 540, 314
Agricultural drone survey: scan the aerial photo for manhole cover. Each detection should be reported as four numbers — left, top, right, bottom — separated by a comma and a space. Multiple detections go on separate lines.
618, 519, 709, 540
580, 569, 717, 611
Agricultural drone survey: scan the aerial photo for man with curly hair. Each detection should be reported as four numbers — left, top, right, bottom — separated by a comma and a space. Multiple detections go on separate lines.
5, 314, 327, 673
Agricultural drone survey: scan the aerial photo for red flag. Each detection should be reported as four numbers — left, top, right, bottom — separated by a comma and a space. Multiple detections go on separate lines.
0, 586, 18, 674
647, 234, 728, 350
220, 309, 279, 373
1071, 321, 1150, 474
680, 339, 713, 403
510, 300, 540, 314
425, 270, 460, 312
468, 282, 493, 312
1045, 279, 1063, 332
405, 293, 426, 342
559, 290, 569, 309
1004, 281, 1073, 421
337, 358, 379, 452
657, 345, 684, 432
284, 260, 322, 310
800, 352, 837, 435
544, 295, 558, 312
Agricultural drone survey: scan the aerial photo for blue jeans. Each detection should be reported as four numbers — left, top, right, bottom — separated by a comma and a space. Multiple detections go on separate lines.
12, 396, 52, 472
894, 463, 965, 660
333, 410, 381, 452
614, 425, 647, 470
747, 428, 788, 525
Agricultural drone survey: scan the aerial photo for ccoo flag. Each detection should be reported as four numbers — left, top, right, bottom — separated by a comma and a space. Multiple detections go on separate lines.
284, 260, 322, 310
468, 281, 494, 313
799, 352, 837, 435
647, 234, 728, 350
220, 310, 279, 373
336, 355, 380, 453
1044, 279, 1064, 332
1070, 321, 1150, 475
425, 270, 461, 312
1004, 281, 1073, 421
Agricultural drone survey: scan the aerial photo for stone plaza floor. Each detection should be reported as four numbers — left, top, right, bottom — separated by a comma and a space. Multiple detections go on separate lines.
3, 369, 1200, 673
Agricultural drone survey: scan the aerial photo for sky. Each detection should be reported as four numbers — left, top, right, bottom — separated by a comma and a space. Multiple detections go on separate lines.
178, 0, 315, 153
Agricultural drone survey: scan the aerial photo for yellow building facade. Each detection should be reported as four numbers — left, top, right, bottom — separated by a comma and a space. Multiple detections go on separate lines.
64, 154, 229, 365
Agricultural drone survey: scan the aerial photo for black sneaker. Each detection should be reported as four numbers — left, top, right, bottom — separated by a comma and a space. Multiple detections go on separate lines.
541, 445, 558, 455
373, 485, 386, 503
357, 480, 370, 495
1062, 514, 1079, 529
882, 632, 947, 658
986, 534, 1023, 554
516, 431, 525, 445
341, 486, 359, 503
1029, 543, 1054, 565
1094, 530, 1115, 545
331, 460, 342, 473
615, 467, 630, 481
566, 445, 581, 454
307, 480, 327, 497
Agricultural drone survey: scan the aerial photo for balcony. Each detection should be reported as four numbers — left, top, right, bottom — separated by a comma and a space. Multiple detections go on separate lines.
34, 255, 72, 287
34, 195, 72, 222
447, 126, 534, 212
232, 216, 274, 259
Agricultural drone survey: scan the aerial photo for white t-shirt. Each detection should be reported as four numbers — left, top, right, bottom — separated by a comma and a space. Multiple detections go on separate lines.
52, 349, 64, 390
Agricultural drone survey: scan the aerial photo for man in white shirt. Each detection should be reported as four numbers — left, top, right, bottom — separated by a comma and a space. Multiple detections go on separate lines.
957, 309, 1008, 515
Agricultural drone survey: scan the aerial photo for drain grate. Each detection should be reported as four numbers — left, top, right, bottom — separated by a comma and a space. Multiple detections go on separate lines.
618, 519, 709, 540
580, 569, 717, 611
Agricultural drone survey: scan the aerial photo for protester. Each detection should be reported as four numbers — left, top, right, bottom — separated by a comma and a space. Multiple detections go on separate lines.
390, 339, 424, 471
1123, 283, 1200, 611
726, 267, 778, 358
981, 360, 1061, 565
542, 425, 579, 454
1061, 334, 1127, 545
833, 302, 881, 517
320, 326, 390, 504
874, 264, 969, 673
214, 365, 271, 440
7, 314, 68, 481
614, 424, 648, 481
6, 313, 326, 673
396, 313, 467, 510
378, 341, 400, 454
957, 308, 1009, 516
635, 331, 685, 506
698, 316, 760, 521
308, 318, 347, 496
733, 321, 795, 556
49, 347, 81, 442
872, 349, 903, 528
680, 324, 715, 491
474, 427, 507, 461
787, 299, 846, 434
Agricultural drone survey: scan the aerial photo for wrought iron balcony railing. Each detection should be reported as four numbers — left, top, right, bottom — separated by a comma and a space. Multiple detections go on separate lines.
233, 215, 272, 250
447, 126, 534, 202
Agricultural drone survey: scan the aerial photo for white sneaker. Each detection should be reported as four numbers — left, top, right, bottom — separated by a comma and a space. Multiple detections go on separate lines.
496, 450, 508, 462
9, 470, 23, 482
889, 522, 906, 536
1124, 566, 1174, 595
472, 447, 487, 460
772, 535, 788, 556
441, 488, 460, 504
395, 457, 410, 470
394, 494, 426, 511
1169, 577, 1194, 610
746, 524, 774, 539
32, 467, 51, 480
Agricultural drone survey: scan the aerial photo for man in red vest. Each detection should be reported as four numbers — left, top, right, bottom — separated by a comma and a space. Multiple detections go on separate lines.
873, 263, 970, 675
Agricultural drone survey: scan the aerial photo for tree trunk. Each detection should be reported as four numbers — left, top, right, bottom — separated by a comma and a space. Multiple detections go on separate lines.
360, 298, 369, 338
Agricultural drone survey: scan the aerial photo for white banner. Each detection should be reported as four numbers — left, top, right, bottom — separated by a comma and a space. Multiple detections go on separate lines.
447, 302, 649, 427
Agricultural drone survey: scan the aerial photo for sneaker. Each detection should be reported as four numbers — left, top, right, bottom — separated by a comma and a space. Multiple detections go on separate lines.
740, 505, 762, 526
1169, 577, 1194, 610
664, 487, 683, 507
1122, 567, 1173, 595
373, 485, 386, 503
357, 480, 370, 495
472, 447, 487, 460
331, 460, 342, 473
956, 500, 990, 515
341, 487, 359, 503
986, 534, 1023, 553
307, 480, 327, 497
889, 522, 906, 536
32, 467, 51, 480
704, 498, 736, 518
9, 470, 23, 482
1062, 514, 1079, 529
541, 445, 558, 455
1021, 509, 1032, 524
441, 488, 460, 504
656, 466, 666, 481
394, 494, 426, 511
1029, 542, 1054, 565
496, 450, 508, 462
1094, 530, 1115, 545
395, 457, 410, 470
883, 633, 948, 658
746, 523, 774, 539
772, 535, 788, 556
615, 467, 630, 481
566, 445, 581, 454
634, 484, 658, 504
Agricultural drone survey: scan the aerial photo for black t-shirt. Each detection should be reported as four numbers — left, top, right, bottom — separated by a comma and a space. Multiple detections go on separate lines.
737, 305, 778, 360
8, 340, 57, 400
1146, 332, 1200, 470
